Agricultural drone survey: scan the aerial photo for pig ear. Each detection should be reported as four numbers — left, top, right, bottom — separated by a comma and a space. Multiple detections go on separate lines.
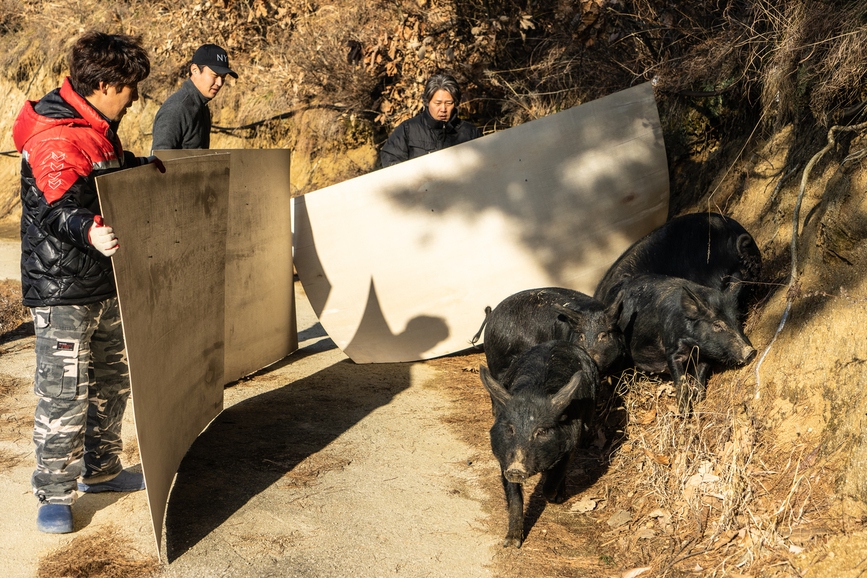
553, 303, 586, 328
608, 286, 636, 337
722, 282, 741, 304
479, 365, 511, 408
550, 370, 588, 414
736, 233, 754, 258
605, 294, 624, 325
681, 285, 712, 319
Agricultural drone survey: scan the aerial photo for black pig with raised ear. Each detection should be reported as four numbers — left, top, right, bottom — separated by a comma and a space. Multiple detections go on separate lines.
594, 212, 762, 319
611, 274, 757, 414
479, 340, 599, 548
475, 287, 624, 381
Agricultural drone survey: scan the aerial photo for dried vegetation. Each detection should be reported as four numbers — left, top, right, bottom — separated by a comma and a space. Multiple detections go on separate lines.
1, 1, 866, 576
0, 278, 30, 340
432, 349, 865, 577
1, 1, 866, 196
36, 525, 159, 578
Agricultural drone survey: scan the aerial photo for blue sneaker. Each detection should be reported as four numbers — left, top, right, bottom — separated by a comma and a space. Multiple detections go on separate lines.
37, 504, 73, 534
78, 469, 145, 493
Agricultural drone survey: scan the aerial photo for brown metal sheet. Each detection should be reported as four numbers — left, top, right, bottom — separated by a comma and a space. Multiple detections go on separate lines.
97, 150, 297, 557
294, 82, 669, 363
96, 155, 231, 557
154, 149, 296, 381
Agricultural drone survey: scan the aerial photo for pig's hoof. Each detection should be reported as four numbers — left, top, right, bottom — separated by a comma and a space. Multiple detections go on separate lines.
676, 400, 694, 416
502, 534, 523, 548
543, 484, 567, 503
675, 394, 695, 416
676, 385, 703, 416
544, 490, 567, 504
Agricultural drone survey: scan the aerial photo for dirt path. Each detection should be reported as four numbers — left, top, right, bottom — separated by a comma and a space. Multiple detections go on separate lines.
0, 270, 501, 577
0, 238, 18, 281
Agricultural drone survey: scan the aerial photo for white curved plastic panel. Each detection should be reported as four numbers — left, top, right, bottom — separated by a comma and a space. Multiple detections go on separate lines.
294, 82, 669, 363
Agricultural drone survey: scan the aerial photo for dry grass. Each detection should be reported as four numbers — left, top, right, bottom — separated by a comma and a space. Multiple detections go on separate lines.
0, 279, 29, 339
0, 279, 31, 458
757, 1, 867, 129
0, 372, 28, 444
426, 351, 863, 577
2, 0, 865, 180
276, 451, 353, 488
0, 364, 29, 471
36, 525, 159, 578
0, 446, 27, 470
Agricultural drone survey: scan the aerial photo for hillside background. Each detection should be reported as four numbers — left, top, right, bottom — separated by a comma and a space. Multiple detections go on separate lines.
1, 0, 866, 575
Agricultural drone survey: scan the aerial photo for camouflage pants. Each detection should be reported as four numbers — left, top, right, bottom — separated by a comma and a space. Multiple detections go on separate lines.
31, 297, 130, 505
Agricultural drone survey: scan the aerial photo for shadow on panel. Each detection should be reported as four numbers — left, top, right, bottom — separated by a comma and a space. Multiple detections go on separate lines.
343, 279, 450, 363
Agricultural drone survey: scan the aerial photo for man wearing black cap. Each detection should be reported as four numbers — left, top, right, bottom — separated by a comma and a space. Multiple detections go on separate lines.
151, 43, 238, 150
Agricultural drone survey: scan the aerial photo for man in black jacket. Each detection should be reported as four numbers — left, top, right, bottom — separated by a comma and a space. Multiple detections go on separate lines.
151, 43, 238, 150
380, 73, 482, 168
13, 30, 162, 534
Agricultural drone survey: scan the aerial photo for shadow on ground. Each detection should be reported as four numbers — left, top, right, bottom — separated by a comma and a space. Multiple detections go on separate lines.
164, 356, 412, 561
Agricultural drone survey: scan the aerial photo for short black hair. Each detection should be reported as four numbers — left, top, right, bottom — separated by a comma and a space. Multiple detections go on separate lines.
68, 30, 150, 95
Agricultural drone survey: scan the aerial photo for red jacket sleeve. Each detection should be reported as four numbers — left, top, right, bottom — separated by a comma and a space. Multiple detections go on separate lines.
27, 131, 95, 204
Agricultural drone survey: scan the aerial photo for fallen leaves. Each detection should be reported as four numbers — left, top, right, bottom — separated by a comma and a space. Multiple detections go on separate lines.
620, 567, 652, 578
682, 460, 721, 501
571, 495, 601, 512
643, 447, 671, 466
607, 509, 632, 528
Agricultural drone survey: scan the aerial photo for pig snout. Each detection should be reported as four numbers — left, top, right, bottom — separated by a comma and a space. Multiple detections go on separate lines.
503, 449, 531, 482
738, 343, 757, 365
723, 332, 756, 366
504, 466, 529, 483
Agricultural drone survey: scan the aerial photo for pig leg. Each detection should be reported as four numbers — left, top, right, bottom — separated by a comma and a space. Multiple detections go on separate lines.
693, 361, 712, 403
541, 450, 574, 504
501, 473, 524, 547
668, 346, 693, 414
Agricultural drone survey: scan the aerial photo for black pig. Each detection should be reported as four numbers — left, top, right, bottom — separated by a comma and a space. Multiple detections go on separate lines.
594, 212, 762, 315
612, 274, 756, 413
479, 340, 599, 548
477, 287, 625, 381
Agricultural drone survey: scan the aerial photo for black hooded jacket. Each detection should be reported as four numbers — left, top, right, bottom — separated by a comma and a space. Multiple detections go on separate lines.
13, 77, 146, 306
380, 109, 481, 168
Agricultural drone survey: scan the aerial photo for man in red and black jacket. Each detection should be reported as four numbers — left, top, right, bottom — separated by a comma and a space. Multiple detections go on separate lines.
13, 30, 164, 534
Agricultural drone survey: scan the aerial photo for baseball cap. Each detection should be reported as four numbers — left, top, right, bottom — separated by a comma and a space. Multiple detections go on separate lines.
192, 44, 238, 78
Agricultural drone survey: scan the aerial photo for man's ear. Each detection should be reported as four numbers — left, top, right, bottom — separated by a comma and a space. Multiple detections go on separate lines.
190, 64, 200, 76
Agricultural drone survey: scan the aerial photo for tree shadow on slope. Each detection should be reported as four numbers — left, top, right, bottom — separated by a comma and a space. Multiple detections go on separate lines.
748, 144, 867, 337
